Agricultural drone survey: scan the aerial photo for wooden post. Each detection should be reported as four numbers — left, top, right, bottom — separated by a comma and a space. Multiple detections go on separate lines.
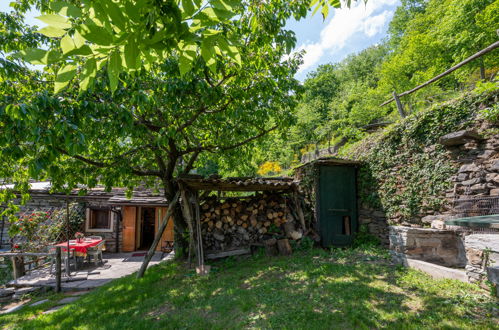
65, 199, 71, 277
137, 191, 180, 279
180, 187, 195, 267
11, 256, 25, 279
55, 246, 61, 292
392, 91, 406, 118
293, 190, 307, 231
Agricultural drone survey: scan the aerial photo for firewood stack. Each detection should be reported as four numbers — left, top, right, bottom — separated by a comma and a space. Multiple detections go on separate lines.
200, 193, 300, 252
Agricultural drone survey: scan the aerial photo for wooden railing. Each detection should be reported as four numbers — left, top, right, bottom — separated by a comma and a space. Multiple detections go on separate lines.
381, 40, 499, 116
0, 247, 62, 292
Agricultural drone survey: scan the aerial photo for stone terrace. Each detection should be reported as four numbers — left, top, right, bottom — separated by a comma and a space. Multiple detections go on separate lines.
8, 252, 172, 291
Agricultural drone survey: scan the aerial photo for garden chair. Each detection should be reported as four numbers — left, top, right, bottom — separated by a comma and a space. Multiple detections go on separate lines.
48, 245, 76, 274
86, 240, 105, 266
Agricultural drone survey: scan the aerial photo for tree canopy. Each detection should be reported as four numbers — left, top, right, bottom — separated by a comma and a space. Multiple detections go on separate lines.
6, 0, 355, 94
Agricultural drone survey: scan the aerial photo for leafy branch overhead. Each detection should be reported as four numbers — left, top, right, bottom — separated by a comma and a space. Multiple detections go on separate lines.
18, 0, 345, 94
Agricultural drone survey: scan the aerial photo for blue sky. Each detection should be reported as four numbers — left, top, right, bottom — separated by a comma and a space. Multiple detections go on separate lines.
0, 0, 400, 81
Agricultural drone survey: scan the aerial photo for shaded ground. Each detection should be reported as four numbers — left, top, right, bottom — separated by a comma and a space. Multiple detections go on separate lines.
8, 251, 170, 291
0, 246, 497, 329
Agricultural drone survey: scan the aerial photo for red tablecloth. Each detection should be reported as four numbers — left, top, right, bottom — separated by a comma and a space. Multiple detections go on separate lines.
56, 239, 103, 255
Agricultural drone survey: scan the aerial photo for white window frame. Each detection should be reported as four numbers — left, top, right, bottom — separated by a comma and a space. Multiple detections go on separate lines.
85, 208, 114, 233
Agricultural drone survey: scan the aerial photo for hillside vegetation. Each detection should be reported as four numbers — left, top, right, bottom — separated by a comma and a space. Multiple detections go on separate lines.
246, 0, 499, 174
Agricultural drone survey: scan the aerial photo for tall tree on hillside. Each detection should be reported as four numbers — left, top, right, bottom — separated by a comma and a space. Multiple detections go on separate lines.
0, 1, 304, 255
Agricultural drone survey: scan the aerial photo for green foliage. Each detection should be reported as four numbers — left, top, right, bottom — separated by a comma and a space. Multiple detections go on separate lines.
352, 225, 380, 248
346, 91, 497, 223
8, 0, 352, 94
9, 204, 85, 252
264, 0, 498, 170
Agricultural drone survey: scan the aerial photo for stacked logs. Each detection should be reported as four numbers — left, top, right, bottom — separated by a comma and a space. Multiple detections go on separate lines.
200, 193, 298, 252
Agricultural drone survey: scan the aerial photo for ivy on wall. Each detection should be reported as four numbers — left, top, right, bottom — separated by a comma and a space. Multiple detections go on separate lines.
342, 91, 498, 224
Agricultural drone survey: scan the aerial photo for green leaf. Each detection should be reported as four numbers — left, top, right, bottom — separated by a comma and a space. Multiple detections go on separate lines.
19, 48, 49, 65
178, 53, 193, 76
124, 37, 139, 70
182, 0, 196, 17
201, 40, 217, 73
73, 30, 86, 48
321, 4, 329, 20
37, 26, 66, 38
102, 0, 127, 31
80, 58, 97, 90
79, 21, 114, 46
36, 14, 71, 29
108, 51, 121, 92
49, 1, 82, 18
60, 35, 75, 54
211, 0, 234, 12
200, 7, 235, 21
54, 63, 77, 93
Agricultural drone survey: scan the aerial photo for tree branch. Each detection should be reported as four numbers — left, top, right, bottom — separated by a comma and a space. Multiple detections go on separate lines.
182, 125, 277, 154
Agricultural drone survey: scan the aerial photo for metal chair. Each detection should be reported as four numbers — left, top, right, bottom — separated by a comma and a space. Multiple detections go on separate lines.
48, 246, 76, 274
86, 240, 105, 266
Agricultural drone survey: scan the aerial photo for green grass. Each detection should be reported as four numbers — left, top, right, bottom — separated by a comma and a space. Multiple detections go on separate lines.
1, 247, 497, 329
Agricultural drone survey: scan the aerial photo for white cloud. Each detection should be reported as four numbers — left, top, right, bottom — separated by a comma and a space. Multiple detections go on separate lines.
297, 0, 396, 73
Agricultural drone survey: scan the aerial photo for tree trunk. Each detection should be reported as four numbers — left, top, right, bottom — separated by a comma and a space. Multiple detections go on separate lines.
173, 205, 189, 259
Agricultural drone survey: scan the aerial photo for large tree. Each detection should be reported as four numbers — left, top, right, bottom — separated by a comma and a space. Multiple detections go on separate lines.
0, 0, 309, 255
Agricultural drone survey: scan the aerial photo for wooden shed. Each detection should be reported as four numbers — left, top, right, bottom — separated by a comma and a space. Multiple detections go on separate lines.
295, 157, 361, 247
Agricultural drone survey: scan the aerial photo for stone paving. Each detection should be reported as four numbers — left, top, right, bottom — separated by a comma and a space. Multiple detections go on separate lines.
8, 251, 173, 291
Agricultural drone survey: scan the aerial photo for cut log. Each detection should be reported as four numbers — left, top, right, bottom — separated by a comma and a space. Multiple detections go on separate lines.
264, 239, 278, 256
277, 239, 292, 256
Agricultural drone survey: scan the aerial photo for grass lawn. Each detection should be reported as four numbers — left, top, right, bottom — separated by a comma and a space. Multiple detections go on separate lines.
1, 246, 497, 329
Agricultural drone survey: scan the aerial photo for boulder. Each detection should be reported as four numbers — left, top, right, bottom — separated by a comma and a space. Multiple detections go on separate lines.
439, 130, 482, 147
458, 163, 480, 173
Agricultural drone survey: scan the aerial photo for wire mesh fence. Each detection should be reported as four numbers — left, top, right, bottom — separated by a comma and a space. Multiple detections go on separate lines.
451, 195, 499, 218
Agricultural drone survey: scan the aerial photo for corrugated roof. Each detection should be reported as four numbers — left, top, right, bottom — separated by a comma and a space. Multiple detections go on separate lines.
177, 176, 298, 192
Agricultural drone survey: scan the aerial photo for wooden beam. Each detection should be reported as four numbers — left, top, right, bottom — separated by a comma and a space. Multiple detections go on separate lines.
136, 191, 180, 279
381, 40, 499, 107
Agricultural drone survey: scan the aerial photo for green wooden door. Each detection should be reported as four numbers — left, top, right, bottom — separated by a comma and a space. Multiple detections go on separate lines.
317, 165, 357, 247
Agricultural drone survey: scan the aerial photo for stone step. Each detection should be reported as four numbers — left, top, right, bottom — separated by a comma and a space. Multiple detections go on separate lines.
403, 258, 468, 282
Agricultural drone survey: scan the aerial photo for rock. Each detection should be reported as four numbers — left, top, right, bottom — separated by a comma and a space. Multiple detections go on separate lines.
491, 188, 499, 196
30, 299, 49, 307
42, 305, 64, 314
431, 220, 446, 229
460, 178, 481, 186
466, 248, 483, 266
12, 287, 39, 300
487, 266, 499, 297
456, 173, 468, 181
1, 302, 26, 314
489, 159, 499, 171
478, 150, 495, 159
57, 296, 79, 304
458, 163, 480, 173
439, 130, 482, 147
470, 183, 487, 193
0, 288, 15, 298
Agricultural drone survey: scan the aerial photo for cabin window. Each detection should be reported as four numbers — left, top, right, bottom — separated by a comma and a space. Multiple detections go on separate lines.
86, 208, 113, 232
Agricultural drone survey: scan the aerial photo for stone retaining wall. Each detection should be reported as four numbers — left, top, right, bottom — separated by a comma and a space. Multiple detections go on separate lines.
389, 226, 466, 267
464, 233, 499, 284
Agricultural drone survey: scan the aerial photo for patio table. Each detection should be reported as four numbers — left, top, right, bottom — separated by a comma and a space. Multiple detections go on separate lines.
56, 238, 105, 257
